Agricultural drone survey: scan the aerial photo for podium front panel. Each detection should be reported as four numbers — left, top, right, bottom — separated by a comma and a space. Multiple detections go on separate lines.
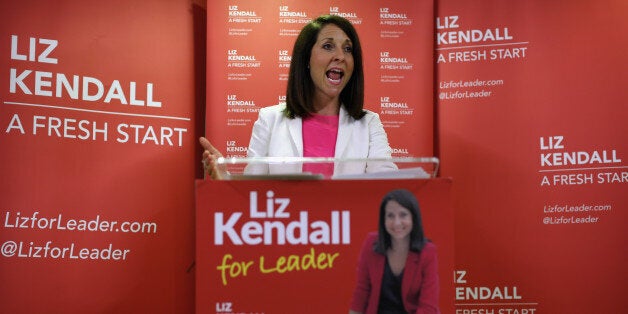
195, 178, 454, 314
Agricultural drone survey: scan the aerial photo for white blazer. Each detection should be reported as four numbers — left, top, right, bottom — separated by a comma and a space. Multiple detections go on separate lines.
245, 104, 397, 176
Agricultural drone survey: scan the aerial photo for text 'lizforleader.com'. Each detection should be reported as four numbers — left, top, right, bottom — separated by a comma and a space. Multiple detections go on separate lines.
4, 211, 158, 234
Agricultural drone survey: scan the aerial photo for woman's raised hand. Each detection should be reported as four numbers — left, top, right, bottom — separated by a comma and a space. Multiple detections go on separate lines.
199, 137, 225, 179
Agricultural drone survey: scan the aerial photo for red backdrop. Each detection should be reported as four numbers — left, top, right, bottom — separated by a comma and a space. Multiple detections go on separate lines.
205, 0, 435, 159
0, 1, 198, 313
437, 0, 627, 313
2, 0, 626, 313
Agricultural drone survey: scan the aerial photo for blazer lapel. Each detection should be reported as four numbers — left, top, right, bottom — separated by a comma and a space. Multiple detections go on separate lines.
371, 253, 386, 309
402, 251, 421, 300
287, 116, 303, 156
335, 106, 353, 158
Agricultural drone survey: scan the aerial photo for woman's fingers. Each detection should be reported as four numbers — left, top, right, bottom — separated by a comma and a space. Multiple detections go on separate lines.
199, 137, 222, 157
199, 137, 225, 179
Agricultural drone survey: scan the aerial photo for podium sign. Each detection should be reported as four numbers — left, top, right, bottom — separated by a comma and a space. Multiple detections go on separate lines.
196, 179, 454, 313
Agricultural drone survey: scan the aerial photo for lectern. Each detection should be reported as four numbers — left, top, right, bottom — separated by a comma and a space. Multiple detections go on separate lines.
195, 157, 454, 313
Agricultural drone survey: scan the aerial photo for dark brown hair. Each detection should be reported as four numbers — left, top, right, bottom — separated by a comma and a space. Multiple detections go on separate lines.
284, 14, 365, 120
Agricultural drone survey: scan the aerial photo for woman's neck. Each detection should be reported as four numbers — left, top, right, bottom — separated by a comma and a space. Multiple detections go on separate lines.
312, 96, 340, 116
389, 238, 410, 253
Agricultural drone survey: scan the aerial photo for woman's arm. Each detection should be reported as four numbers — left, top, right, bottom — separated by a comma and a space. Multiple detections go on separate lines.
365, 112, 397, 172
349, 235, 375, 313
247, 108, 272, 158
415, 244, 440, 314
242, 108, 272, 174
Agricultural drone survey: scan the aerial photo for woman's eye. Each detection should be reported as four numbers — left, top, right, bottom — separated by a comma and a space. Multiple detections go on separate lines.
344, 46, 353, 53
322, 43, 333, 50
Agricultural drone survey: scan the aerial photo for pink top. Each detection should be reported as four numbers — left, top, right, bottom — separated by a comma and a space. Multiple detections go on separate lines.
302, 113, 339, 177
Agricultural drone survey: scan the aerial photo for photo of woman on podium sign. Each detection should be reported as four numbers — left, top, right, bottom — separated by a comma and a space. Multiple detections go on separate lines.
200, 14, 396, 179
350, 189, 440, 314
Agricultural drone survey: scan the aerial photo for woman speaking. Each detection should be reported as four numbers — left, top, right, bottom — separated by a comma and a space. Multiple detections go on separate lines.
200, 14, 396, 178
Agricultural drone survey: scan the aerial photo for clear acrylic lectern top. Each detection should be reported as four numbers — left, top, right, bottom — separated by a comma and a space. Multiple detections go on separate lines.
209, 156, 439, 180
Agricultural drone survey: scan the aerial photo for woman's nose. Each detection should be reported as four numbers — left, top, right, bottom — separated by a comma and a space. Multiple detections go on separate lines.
333, 47, 345, 61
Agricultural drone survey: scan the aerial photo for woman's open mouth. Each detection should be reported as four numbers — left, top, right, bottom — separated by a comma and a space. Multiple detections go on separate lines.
326, 68, 344, 85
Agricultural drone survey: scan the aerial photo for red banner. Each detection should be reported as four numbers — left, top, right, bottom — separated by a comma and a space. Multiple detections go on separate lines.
0, 1, 197, 312
436, 0, 627, 313
196, 179, 455, 314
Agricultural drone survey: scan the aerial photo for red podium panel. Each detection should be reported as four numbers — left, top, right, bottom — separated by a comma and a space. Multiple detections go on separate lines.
196, 178, 454, 314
